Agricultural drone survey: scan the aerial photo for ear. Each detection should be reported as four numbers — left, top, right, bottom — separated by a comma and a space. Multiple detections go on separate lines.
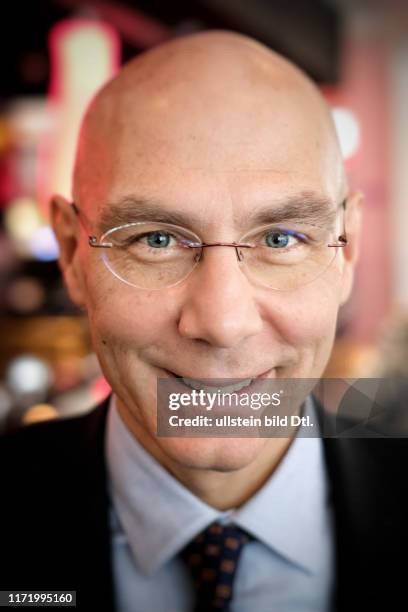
339, 191, 363, 305
50, 195, 87, 308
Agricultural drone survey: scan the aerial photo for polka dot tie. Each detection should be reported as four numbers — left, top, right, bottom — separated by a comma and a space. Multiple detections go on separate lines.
180, 521, 252, 611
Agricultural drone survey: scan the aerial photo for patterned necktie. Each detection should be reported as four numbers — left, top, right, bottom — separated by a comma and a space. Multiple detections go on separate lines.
180, 521, 252, 612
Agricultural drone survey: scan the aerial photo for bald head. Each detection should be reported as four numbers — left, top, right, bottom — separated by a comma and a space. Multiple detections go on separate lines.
73, 30, 345, 212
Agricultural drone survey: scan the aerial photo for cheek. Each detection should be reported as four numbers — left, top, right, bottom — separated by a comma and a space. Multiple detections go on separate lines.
85, 271, 178, 356
293, 289, 338, 343
261, 276, 341, 350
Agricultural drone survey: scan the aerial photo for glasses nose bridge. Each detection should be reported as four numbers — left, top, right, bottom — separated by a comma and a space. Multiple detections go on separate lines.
198, 241, 252, 263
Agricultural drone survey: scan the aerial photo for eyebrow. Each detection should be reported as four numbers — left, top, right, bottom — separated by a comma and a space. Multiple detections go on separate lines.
97, 192, 338, 234
244, 195, 337, 228
98, 197, 204, 232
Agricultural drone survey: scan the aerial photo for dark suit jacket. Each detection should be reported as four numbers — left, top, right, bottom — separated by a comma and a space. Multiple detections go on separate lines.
1, 398, 408, 611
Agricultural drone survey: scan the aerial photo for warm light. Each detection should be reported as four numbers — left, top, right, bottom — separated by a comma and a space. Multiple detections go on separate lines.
22, 403, 58, 425
39, 19, 120, 207
4, 197, 58, 260
4, 197, 43, 242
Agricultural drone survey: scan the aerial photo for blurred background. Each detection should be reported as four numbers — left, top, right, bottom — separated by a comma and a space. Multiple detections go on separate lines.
0, 0, 407, 431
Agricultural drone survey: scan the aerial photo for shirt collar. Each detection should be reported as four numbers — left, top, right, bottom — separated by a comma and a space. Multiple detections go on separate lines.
105, 395, 330, 576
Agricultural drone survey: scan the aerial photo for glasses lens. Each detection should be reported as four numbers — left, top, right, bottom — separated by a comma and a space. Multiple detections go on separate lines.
241, 223, 340, 290
101, 223, 201, 289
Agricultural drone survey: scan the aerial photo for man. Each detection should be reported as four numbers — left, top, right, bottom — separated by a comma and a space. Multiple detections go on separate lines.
1, 30, 407, 611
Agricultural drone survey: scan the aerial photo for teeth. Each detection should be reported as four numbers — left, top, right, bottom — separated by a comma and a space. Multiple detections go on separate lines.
181, 377, 254, 394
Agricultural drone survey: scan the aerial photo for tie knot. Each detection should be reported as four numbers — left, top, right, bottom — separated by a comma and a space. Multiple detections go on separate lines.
181, 521, 252, 611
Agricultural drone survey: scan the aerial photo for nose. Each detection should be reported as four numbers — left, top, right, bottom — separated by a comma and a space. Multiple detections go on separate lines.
177, 246, 263, 348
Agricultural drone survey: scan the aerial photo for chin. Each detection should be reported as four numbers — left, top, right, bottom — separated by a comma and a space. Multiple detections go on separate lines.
158, 436, 266, 473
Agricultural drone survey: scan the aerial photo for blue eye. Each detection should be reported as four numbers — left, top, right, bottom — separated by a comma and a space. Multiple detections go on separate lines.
147, 232, 171, 248
265, 231, 290, 248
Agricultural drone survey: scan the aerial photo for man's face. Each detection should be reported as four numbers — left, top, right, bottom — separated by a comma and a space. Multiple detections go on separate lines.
57, 54, 358, 473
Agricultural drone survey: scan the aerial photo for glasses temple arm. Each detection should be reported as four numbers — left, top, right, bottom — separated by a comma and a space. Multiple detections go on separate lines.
328, 198, 348, 247
71, 202, 112, 248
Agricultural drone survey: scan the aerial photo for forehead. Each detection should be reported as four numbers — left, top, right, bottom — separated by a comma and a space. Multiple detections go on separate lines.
108, 89, 331, 171
98, 132, 336, 226
79, 66, 341, 224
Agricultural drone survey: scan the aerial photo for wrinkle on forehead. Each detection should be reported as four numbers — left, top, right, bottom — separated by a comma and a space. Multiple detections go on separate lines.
72, 31, 346, 211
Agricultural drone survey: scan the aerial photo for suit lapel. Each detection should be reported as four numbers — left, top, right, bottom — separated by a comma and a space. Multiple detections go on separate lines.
322, 417, 408, 610
65, 397, 115, 610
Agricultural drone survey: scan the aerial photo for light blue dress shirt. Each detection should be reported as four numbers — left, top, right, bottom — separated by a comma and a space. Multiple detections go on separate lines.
105, 396, 334, 612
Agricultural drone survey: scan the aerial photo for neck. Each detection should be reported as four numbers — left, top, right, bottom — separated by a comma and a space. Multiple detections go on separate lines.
167, 438, 294, 509
117, 398, 295, 510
